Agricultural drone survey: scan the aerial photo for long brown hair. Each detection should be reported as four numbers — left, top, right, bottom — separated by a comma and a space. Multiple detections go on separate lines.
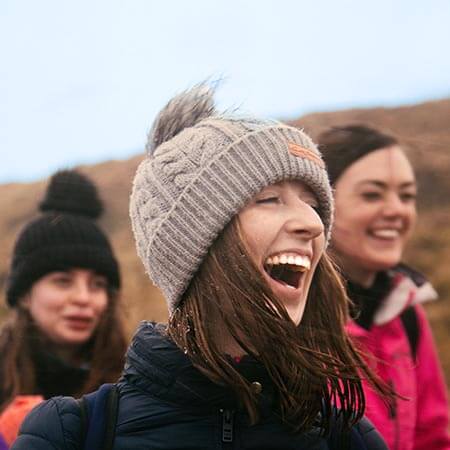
0, 288, 127, 412
168, 219, 390, 433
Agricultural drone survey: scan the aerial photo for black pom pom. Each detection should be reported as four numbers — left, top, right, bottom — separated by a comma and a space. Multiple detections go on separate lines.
39, 170, 103, 219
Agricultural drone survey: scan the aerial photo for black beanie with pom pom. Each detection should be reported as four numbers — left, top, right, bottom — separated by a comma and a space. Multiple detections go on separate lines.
6, 170, 120, 307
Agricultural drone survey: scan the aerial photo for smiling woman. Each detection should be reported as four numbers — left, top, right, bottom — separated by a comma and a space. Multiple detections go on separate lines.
0, 170, 128, 446
318, 125, 450, 450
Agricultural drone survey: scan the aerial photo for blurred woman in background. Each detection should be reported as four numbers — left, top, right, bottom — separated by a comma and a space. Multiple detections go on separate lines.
318, 125, 450, 450
0, 170, 128, 446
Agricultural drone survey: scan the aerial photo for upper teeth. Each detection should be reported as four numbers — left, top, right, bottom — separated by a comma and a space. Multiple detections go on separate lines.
265, 254, 311, 271
372, 229, 400, 238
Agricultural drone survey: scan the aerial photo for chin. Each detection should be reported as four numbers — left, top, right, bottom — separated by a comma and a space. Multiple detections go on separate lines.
365, 254, 402, 272
287, 303, 307, 326
60, 331, 94, 346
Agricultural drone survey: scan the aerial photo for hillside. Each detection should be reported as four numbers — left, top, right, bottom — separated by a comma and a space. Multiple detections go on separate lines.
1, 98, 449, 386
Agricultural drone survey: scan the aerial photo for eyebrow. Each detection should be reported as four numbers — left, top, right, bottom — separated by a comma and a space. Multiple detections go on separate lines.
356, 180, 417, 189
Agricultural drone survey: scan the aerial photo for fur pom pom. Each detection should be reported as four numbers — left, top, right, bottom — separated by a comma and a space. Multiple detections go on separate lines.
39, 170, 103, 219
147, 83, 216, 155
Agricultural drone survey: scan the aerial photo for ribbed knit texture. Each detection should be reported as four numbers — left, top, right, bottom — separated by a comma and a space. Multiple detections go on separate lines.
130, 88, 333, 312
6, 170, 120, 307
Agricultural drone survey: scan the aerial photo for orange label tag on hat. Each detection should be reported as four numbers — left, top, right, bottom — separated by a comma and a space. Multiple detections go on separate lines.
288, 142, 325, 168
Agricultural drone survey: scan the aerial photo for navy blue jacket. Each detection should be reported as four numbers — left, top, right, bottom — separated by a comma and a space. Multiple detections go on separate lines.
12, 322, 387, 449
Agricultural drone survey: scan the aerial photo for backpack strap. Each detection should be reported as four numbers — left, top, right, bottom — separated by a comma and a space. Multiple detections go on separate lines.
400, 306, 419, 361
77, 383, 119, 450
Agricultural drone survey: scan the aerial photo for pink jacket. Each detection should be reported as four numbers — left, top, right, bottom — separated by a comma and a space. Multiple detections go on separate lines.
348, 269, 450, 450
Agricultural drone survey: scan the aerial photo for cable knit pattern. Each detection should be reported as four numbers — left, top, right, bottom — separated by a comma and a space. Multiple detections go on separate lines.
130, 86, 333, 311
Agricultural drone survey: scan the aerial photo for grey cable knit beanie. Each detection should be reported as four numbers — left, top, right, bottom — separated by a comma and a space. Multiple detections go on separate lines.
130, 85, 333, 312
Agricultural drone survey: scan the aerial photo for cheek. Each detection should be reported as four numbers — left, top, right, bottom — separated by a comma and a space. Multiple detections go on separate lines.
334, 190, 378, 230
331, 213, 368, 259
312, 235, 326, 262
92, 292, 109, 315
27, 298, 61, 337
333, 214, 366, 243
240, 234, 263, 268
239, 211, 260, 239
335, 203, 376, 234
29, 296, 60, 320
407, 207, 417, 228
238, 213, 269, 259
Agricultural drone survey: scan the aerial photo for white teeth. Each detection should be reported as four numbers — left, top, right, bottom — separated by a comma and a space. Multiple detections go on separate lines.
301, 257, 311, 270
265, 253, 311, 270
372, 229, 400, 239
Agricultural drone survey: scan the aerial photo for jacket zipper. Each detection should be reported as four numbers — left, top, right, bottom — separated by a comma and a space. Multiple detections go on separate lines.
388, 380, 400, 450
221, 409, 234, 449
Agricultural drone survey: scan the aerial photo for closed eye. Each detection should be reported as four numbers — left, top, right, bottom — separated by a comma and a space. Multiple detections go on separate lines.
361, 192, 382, 201
400, 192, 417, 202
91, 277, 108, 290
255, 196, 279, 204
52, 275, 72, 287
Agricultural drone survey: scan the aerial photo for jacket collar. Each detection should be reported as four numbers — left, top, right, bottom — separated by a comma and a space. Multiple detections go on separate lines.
123, 321, 276, 412
372, 264, 437, 325
347, 263, 437, 328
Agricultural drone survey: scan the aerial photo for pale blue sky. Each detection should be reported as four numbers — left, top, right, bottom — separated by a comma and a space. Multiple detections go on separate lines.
1, 0, 449, 183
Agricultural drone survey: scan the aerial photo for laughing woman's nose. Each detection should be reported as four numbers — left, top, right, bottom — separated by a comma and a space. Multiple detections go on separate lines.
284, 203, 324, 240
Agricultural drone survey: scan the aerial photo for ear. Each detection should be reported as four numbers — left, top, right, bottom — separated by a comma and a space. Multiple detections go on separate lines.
18, 292, 31, 310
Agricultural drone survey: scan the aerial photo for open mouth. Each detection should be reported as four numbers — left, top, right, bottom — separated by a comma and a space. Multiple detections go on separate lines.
64, 316, 93, 330
263, 255, 310, 290
369, 229, 401, 239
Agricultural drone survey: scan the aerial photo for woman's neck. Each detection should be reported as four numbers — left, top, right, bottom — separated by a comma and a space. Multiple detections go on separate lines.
51, 345, 85, 366
332, 253, 377, 288
34, 333, 86, 367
